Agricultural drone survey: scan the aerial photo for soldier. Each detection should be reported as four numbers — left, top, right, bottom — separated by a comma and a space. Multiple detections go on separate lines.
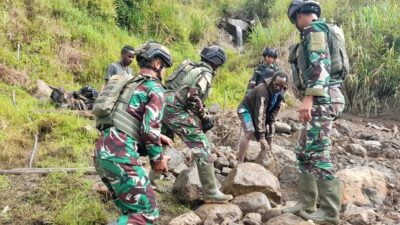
104, 45, 135, 86
93, 42, 173, 225
246, 47, 280, 93
237, 72, 288, 166
282, 1, 347, 225
162, 45, 233, 203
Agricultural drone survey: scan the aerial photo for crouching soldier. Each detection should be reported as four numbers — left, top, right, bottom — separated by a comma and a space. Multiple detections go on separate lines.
237, 72, 288, 166
92, 42, 173, 225
162, 45, 233, 203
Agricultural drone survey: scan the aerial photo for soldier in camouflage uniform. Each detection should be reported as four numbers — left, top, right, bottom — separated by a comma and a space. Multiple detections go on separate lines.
93, 42, 173, 225
282, 1, 346, 225
162, 45, 233, 203
246, 47, 280, 93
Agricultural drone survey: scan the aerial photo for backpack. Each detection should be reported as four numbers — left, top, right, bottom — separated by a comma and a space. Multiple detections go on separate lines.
92, 74, 146, 139
165, 59, 200, 91
327, 24, 350, 80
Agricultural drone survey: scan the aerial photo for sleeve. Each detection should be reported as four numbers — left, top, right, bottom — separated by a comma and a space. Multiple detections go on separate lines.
104, 64, 117, 80
268, 97, 282, 123
186, 72, 211, 119
254, 89, 267, 140
304, 25, 331, 97
142, 83, 165, 160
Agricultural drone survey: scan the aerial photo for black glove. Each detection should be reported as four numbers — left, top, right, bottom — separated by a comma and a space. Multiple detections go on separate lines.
201, 116, 214, 133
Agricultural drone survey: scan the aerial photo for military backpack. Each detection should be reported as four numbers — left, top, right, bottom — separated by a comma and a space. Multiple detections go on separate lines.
92, 74, 146, 139
289, 24, 350, 90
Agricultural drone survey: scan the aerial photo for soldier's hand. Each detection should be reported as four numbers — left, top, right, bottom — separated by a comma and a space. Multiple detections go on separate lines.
298, 96, 313, 122
160, 134, 173, 147
151, 155, 170, 173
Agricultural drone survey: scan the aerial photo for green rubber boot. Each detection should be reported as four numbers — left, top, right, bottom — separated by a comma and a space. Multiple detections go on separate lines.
299, 178, 341, 225
282, 173, 317, 214
197, 163, 233, 203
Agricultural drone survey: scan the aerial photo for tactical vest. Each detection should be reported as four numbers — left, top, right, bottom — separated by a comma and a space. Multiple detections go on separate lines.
165, 60, 212, 104
289, 24, 350, 91
254, 64, 280, 86
92, 74, 147, 139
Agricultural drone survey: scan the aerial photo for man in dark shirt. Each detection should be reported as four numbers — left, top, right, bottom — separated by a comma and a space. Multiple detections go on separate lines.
104, 45, 135, 86
237, 71, 288, 166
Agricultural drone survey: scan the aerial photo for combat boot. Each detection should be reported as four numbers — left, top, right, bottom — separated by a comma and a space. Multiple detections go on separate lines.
282, 173, 317, 214
299, 178, 341, 225
197, 162, 233, 203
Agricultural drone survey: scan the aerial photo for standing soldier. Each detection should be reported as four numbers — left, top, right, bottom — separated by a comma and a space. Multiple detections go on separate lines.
282, 1, 348, 225
237, 72, 288, 166
104, 45, 135, 87
93, 42, 173, 225
162, 45, 233, 203
246, 47, 280, 93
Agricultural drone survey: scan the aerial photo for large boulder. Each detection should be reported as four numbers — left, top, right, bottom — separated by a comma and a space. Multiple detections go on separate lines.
165, 147, 188, 175
232, 192, 271, 215
169, 211, 202, 225
242, 213, 262, 225
195, 203, 243, 223
342, 203, 377, 225
337, 167, 387, 206
172, 166, 203, 205
222, 162, 281, 204
264, 213, 311, 225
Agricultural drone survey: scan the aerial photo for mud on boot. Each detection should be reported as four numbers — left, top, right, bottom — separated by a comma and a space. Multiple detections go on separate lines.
197, 162, 233, 203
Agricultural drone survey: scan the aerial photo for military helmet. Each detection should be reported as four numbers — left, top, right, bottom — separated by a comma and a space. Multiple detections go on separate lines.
262, 47, 278, 58
136, 41, 173, 67
288, 0, 321, 24
200, 45, 226, 66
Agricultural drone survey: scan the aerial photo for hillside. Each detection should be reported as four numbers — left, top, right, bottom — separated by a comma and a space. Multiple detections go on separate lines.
0, 0, 399, 224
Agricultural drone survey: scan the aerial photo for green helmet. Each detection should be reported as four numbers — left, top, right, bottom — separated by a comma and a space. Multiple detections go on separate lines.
288, 0, 321, 24
136, 41, 173, 67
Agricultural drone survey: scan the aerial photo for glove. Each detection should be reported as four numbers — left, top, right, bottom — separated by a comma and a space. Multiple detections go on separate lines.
201, 116, 214, 133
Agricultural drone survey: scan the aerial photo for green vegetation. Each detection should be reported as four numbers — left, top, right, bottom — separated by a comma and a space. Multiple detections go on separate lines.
0, 0, 399, 223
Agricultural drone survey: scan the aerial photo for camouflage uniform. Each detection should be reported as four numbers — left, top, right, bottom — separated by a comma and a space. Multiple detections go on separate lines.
292, 20, 345, 180
93, 74, 164, 225
247, 63, 280, 92
162, 62, 213, 166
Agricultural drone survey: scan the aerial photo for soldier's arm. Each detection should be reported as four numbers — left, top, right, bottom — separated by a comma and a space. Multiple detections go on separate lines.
141, 82, 165, 161
304, 25, 331, 97
186, 72, 211, 119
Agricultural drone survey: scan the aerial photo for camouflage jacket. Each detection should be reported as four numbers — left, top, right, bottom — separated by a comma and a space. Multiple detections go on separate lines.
296, 19, 331, 105
100, 74, 165, 161
247, 63, 280, 93
165, 62, 213, 119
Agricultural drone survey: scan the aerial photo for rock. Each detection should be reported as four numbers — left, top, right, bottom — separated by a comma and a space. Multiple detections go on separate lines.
232, 192, 271, 215
195, 203, 243, 222
243, 213, 262, 225
172, 166, 203, 205
386, 211, 400, 223
169, 211, 202, 225
222, 162, 281, 204
347, 144, 367, 157
229, 159, 239, 168
209, 103, 220, 114
34, 79, 53, 100
343, 203, 377, 225
360, 140, 382, 157
274, 122, 292, 134
331, 128, 341, 138
264, 213, 310, 225
215, 157, 230, 169
335, 120, 353, 136
260, 208, 282, 223
271, 145, 298, 192
222, 167, 232, 175
165, 148, 188, 175
337, 167, 387, 206
287, 120, 301, 132
245, 141, 261, 161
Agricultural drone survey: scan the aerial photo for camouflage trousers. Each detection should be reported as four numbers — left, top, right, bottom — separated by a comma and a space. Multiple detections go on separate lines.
295, 86, 345, 180
162, 104, 213, 166
94, 130, 158, 225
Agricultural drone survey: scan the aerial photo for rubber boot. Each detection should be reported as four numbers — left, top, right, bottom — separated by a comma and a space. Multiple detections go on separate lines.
197, 163, 233, 203
282, 173, 317, 214
299, 178, 341, 225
